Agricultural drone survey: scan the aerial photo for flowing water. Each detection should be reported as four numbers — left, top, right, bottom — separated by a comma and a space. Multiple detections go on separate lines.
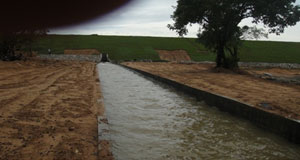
97, 63, 300, 160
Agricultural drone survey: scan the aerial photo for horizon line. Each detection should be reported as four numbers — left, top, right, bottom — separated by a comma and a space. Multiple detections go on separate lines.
47, 33, 300, 43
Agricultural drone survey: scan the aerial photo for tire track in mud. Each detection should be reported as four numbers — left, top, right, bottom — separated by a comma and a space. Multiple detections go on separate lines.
0, 60, 102, 160
0, 69, 66, 90
0, 68, 71, 117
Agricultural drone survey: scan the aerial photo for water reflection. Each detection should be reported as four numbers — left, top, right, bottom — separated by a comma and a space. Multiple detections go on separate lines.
98, 63, 300, 160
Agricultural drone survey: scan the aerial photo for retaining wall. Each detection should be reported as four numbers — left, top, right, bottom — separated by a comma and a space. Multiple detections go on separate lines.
179, 61, 300, 69
121, 64, 300, 144
38, 54, 101, 63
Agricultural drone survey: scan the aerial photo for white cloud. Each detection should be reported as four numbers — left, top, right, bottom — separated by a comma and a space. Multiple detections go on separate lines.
51, 0, 300, 42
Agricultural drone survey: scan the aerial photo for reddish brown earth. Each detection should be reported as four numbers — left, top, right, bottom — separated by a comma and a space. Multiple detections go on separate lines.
123, 62, 300, 120
156, 50, 191, 62
64, 49, 100, 55
0, 60, 112, 160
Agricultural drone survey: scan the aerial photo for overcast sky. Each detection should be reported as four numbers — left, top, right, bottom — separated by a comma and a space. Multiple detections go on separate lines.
51, 0, 300, 42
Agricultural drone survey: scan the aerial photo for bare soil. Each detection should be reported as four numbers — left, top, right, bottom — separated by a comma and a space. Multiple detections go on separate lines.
156, 50, 191, 62
123, 62, 300, 120
64, 49, 100, 55
15, 51, 38, 58
0, 60, 112, 160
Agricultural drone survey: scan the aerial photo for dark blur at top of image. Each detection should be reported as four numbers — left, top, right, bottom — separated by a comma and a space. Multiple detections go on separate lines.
0, 0, 132, 33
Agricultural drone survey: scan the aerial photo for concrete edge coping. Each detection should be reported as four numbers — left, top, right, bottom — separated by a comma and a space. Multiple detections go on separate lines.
120, 64, 300, 145
97, 115, 111, 149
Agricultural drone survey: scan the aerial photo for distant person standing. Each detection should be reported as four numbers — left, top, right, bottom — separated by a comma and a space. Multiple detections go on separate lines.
48, 48, 51, 55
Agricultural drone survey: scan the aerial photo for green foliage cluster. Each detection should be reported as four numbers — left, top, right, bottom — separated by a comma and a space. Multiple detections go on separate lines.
168, 0, 300, 68
31, 35, 300, 64
0, 30, 47, 61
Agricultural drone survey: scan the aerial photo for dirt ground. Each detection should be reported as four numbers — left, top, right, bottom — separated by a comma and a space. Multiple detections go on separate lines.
156, 50, 191, 62
64, 49, 100, 55
0, 60, 112, 160
123, 62, 300, 120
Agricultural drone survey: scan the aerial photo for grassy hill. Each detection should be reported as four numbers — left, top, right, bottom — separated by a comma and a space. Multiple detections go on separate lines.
32, 35, 300, 63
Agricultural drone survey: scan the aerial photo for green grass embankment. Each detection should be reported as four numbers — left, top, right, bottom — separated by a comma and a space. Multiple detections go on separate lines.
32, 35, 300, 63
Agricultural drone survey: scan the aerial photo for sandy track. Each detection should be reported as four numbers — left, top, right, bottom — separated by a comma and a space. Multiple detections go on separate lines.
156, 50, 191, 62
0, 60, 109, 159
123, 62, 300, 120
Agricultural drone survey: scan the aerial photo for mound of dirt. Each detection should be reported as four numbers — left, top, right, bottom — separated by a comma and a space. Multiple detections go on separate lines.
157, 50, 191, 62
64, 49, 100, 55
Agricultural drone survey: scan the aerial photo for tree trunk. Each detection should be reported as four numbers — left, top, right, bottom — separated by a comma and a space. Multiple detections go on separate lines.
231, 47, 239, 68
216, 46, 240, 69
216, 46, 226, 68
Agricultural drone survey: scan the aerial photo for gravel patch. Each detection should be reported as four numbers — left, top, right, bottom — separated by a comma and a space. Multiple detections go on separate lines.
255, 73, 300, 85
178, 61, 300, 69
238, 62, 300, 69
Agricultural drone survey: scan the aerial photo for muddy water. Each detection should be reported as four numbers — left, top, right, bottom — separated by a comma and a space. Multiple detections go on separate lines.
97, 63, 300, 160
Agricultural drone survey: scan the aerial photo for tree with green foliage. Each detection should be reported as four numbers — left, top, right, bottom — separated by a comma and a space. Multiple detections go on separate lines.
0, 29, 48, 61
168, 0, 300, 68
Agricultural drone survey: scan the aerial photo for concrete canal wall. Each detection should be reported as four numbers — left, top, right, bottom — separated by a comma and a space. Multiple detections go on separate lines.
121, 64, 300, 144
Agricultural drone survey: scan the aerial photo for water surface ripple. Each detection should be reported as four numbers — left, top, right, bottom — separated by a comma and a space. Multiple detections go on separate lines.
97, 63, 300, 160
